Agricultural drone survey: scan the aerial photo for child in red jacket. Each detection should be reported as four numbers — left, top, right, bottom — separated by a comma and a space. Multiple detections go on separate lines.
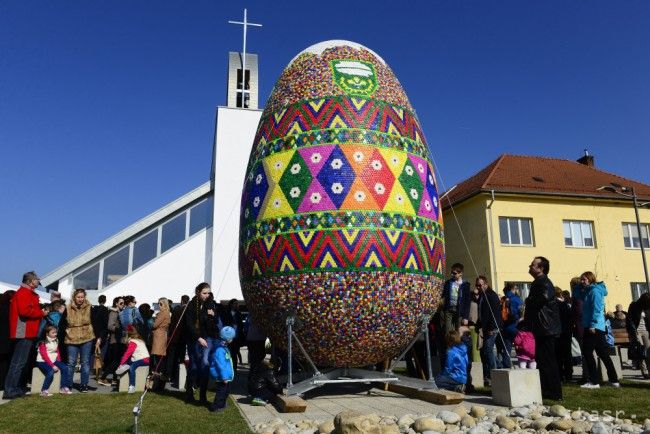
36, 325, 72, 396
116, 326, 150, 393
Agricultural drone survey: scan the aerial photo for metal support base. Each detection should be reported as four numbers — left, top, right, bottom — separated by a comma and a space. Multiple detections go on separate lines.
283, 311, 437, 397
286, 367, 399, 396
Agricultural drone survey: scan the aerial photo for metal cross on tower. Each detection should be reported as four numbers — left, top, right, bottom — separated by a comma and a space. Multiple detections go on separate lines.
228, 9, 262, 107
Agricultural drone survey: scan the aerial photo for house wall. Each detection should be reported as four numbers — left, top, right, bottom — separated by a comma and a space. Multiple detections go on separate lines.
442, 196, 493, 287
483, 194, 650, 309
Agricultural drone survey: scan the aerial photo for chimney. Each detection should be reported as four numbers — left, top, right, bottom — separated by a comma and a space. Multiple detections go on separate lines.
577, 148, 594, 167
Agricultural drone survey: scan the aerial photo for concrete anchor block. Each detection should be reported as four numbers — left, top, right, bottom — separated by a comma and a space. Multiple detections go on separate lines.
491, 368, 542, 407
118, 365, 149, 392
31, 367, 61, 394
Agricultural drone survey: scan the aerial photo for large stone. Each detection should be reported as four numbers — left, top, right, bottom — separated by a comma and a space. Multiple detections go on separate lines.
273, 427, 288, 434
461, 415, 477, 428
572, 421, 592, 433
571, 411, 583, 421
511, 407, 530, 418
590, 422, 610, 434
470, 361, 485, 388
397, 415, 415, 428
318, 420, 335, 434
378, 420, 401, 434
453, 405, 468, 417
530, 411, 543, 420
471, 406, 487, 418
437, 411, 461, 424
468, 428, 490, 434
334, 411, 382, 434
495, 416, 516, 432
413, 417, 445, 433
550, 405, 569, 417
619, 424, 635, 433
549, 419, 574, 431
531, 417, 554, 430
490, 368, 543, 407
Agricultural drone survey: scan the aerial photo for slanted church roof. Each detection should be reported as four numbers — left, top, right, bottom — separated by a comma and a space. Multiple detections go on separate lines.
442, 154, 650, 209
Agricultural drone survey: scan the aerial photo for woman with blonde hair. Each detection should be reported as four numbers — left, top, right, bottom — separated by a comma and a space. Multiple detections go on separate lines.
151, 297, 171, 390
577, 271, 619, 388
64, 288, 95, 392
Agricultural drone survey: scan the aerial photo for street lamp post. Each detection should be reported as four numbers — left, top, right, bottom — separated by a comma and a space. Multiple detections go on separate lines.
598, 184, 650, 292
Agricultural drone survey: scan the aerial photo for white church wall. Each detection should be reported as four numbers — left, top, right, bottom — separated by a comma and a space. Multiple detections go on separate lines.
92, 228, 212, 306
211, 107, 262, 302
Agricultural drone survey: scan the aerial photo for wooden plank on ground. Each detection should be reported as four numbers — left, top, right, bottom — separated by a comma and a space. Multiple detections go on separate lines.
272, 394, 308, 413
386, 383, 464, 405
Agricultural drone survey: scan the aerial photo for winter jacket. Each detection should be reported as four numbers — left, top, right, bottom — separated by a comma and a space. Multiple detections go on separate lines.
248, 361, 282, 397
8, 285, 44, 339
119, 306, 144, 330
442, 343, 468, 384
151, 311, 170, 356
626, 299, 650, 338
514, 330, 535, 361
477, 289, 502, 334
91, 304, 109, 340
37, 337, 61, 366
64, 301, 94, 345
185, 297, 219, 342
578, 282, 607, 332
0, 295, 11, 354
106, 308, 123, 345
169, 304, 187, 344
120, 338, 150, 365
571, 284, 585, 337
502, 291, 523, 338
37, 311, 62, 339
525, 275, 561, 337
441, 279, 471, 320
209, 340, 234, 382
558, 299, 572, 335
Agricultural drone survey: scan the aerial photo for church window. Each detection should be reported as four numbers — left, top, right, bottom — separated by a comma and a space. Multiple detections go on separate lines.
133, 229, 158, 270
161, 213, 186, 254
189, 198, 213, 236
73, 263, 100, 291
102, 245, 129, 287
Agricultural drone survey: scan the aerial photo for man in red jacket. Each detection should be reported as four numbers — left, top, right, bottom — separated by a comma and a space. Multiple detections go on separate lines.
3, 271, 45, 400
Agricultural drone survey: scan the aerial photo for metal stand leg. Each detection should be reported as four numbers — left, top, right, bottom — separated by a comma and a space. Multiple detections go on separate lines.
422, 314, 437, 387
286, 315, 294, 389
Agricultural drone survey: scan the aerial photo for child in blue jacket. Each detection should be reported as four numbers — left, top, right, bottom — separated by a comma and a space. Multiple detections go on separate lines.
435, 330, 468, 392
208, 326, 236, 412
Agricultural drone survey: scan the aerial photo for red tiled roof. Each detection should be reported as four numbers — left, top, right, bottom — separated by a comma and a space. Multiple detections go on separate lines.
442, 154, 650, 209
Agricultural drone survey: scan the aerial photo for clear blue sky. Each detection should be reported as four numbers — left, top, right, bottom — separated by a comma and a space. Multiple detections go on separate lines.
1, 1, 649, 284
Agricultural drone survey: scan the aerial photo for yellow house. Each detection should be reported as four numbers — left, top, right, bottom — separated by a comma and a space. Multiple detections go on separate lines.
441, 154, 650, 310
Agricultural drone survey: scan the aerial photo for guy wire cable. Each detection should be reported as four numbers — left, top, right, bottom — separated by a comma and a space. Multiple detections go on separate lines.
430, 154, 513, 369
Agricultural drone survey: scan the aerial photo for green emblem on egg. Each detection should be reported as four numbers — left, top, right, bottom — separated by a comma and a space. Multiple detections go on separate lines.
331, 59, 378, 96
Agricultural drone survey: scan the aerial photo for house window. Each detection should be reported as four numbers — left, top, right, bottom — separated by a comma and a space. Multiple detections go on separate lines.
631, 282, 648, 302
563, 220, 595, 247
73, 263, 100, 291
506, 282, 530, 301
499, 217, 533, 246
622, 223, 650, 249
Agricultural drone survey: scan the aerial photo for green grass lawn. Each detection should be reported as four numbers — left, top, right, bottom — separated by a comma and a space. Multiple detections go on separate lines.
544, 380, 650, 422
0, 391, 253, 434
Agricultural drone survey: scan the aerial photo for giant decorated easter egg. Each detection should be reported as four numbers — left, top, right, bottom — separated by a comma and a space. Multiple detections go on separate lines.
239, 40, 444, 367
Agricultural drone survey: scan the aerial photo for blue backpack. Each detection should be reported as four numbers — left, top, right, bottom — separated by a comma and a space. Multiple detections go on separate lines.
605, 319, 615, 347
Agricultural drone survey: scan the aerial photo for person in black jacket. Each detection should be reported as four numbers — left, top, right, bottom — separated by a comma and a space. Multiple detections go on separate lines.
249, 359, 283, 405
184, 282, 215, 405
221, 299, 243, 372
555, 288, 573, 383
626, 292, 650, 378
91, 295, 109, 374
475, 276, 502, 385
524, 256, 562, 400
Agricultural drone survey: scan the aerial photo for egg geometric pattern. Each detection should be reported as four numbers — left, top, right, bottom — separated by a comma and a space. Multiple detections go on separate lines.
239, 40, 445, 367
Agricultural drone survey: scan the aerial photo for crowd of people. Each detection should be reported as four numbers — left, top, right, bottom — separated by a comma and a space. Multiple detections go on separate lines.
0, 274, 254, 413
418, 257, 650, 401
1, 261, 649, 410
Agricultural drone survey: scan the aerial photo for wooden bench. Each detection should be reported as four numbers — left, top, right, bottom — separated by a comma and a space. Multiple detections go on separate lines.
612, 329, 630, 365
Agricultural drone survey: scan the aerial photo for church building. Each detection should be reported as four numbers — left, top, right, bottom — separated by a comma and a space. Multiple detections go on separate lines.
41, 52, 261, 305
